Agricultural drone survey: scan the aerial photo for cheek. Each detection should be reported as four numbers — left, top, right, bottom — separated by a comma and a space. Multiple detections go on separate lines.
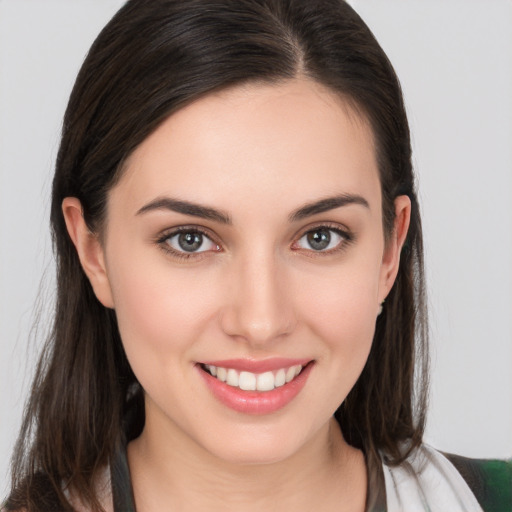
300, 261, 381, 341
326, 282, 377, 340
294, 254, 382, 388
106, 252, 219, 371
308, 284, 377, 376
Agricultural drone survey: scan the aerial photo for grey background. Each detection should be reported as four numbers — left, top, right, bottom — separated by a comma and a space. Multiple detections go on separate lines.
1, 0, 511, 494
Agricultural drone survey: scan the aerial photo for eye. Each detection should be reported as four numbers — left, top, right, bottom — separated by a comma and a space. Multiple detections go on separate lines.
163, 229, 219, 254
295, 227, 347, 252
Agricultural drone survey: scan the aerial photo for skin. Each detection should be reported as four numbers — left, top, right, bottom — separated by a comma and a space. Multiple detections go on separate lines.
63, 78, 410, 512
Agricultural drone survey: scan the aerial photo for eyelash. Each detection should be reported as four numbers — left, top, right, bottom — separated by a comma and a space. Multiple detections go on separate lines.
156, 223, 354, 261
291, 223, 354, 257
156, 226, 221, 261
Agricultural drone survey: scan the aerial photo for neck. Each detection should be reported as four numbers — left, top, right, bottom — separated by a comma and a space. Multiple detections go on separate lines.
127, 415, 367, 512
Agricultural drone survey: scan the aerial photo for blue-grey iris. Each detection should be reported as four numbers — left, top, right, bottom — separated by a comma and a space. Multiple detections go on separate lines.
178, 232, 203, 252
307, 229, 331, 250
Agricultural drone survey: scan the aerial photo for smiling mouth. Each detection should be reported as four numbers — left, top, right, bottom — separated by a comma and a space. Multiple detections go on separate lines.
200, 363, 305, 392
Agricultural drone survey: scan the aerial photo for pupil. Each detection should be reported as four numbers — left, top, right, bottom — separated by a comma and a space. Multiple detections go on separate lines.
178, 232, 202, 252
307, 229, 330, 250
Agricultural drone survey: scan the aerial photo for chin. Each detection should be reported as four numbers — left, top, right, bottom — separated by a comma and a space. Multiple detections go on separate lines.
196, 418, 324, 467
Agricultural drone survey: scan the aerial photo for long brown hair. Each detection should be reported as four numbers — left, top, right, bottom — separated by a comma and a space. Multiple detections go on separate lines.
6, 0, 428, 510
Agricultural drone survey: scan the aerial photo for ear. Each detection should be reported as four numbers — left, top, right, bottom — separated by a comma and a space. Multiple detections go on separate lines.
62, 197, 115, 309
378, 195, 411, 303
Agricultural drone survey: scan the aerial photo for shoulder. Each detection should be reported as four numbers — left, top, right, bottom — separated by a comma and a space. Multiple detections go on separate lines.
381, 444, 511, 512
442, 451, 512, 512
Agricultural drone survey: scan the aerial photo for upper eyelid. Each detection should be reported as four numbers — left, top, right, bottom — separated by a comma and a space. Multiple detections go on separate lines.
292, 221, 352, 240
157, 225, 219, 243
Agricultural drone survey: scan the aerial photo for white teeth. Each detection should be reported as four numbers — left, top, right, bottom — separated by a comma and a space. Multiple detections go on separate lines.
256, 371, 275, 391
239, 371, 257, 391
274, 368, 286, 387
216, 366, 227, 382
204, 364, 304, 392
226, 369, 239, 387
285, 366, 296, 383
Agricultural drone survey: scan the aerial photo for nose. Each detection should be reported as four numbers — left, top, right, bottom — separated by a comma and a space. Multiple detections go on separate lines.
219, 250, 297, 346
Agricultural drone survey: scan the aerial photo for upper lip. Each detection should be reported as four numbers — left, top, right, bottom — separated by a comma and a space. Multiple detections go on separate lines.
199, 358, 313, 373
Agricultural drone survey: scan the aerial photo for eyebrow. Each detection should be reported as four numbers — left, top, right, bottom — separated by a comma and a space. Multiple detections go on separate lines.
136, 193, 369, 225
289, 194, 370, 222
136, 197, 232, 224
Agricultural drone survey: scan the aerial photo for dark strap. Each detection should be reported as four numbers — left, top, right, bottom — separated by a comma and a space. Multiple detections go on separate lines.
444, 452, 512, 512
111, 440, 137, 512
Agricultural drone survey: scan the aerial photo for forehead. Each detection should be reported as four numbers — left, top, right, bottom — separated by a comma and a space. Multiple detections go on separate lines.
113, 79, 381, 217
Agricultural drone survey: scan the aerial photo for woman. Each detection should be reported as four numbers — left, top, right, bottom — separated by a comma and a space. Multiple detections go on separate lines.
4, 0, 511, 511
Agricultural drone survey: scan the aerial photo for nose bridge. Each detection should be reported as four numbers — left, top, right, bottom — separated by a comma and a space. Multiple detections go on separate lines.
221, 245, 295, 344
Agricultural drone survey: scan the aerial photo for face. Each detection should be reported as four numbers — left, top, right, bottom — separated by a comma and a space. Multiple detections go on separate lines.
66, 79, 408, 465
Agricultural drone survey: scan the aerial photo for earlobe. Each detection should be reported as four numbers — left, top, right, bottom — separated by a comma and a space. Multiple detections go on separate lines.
378, 195, 411, 302
62, 197, 115, 309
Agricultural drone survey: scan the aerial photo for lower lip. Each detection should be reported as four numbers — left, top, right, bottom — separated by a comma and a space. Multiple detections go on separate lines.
197, 363, 314, 415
